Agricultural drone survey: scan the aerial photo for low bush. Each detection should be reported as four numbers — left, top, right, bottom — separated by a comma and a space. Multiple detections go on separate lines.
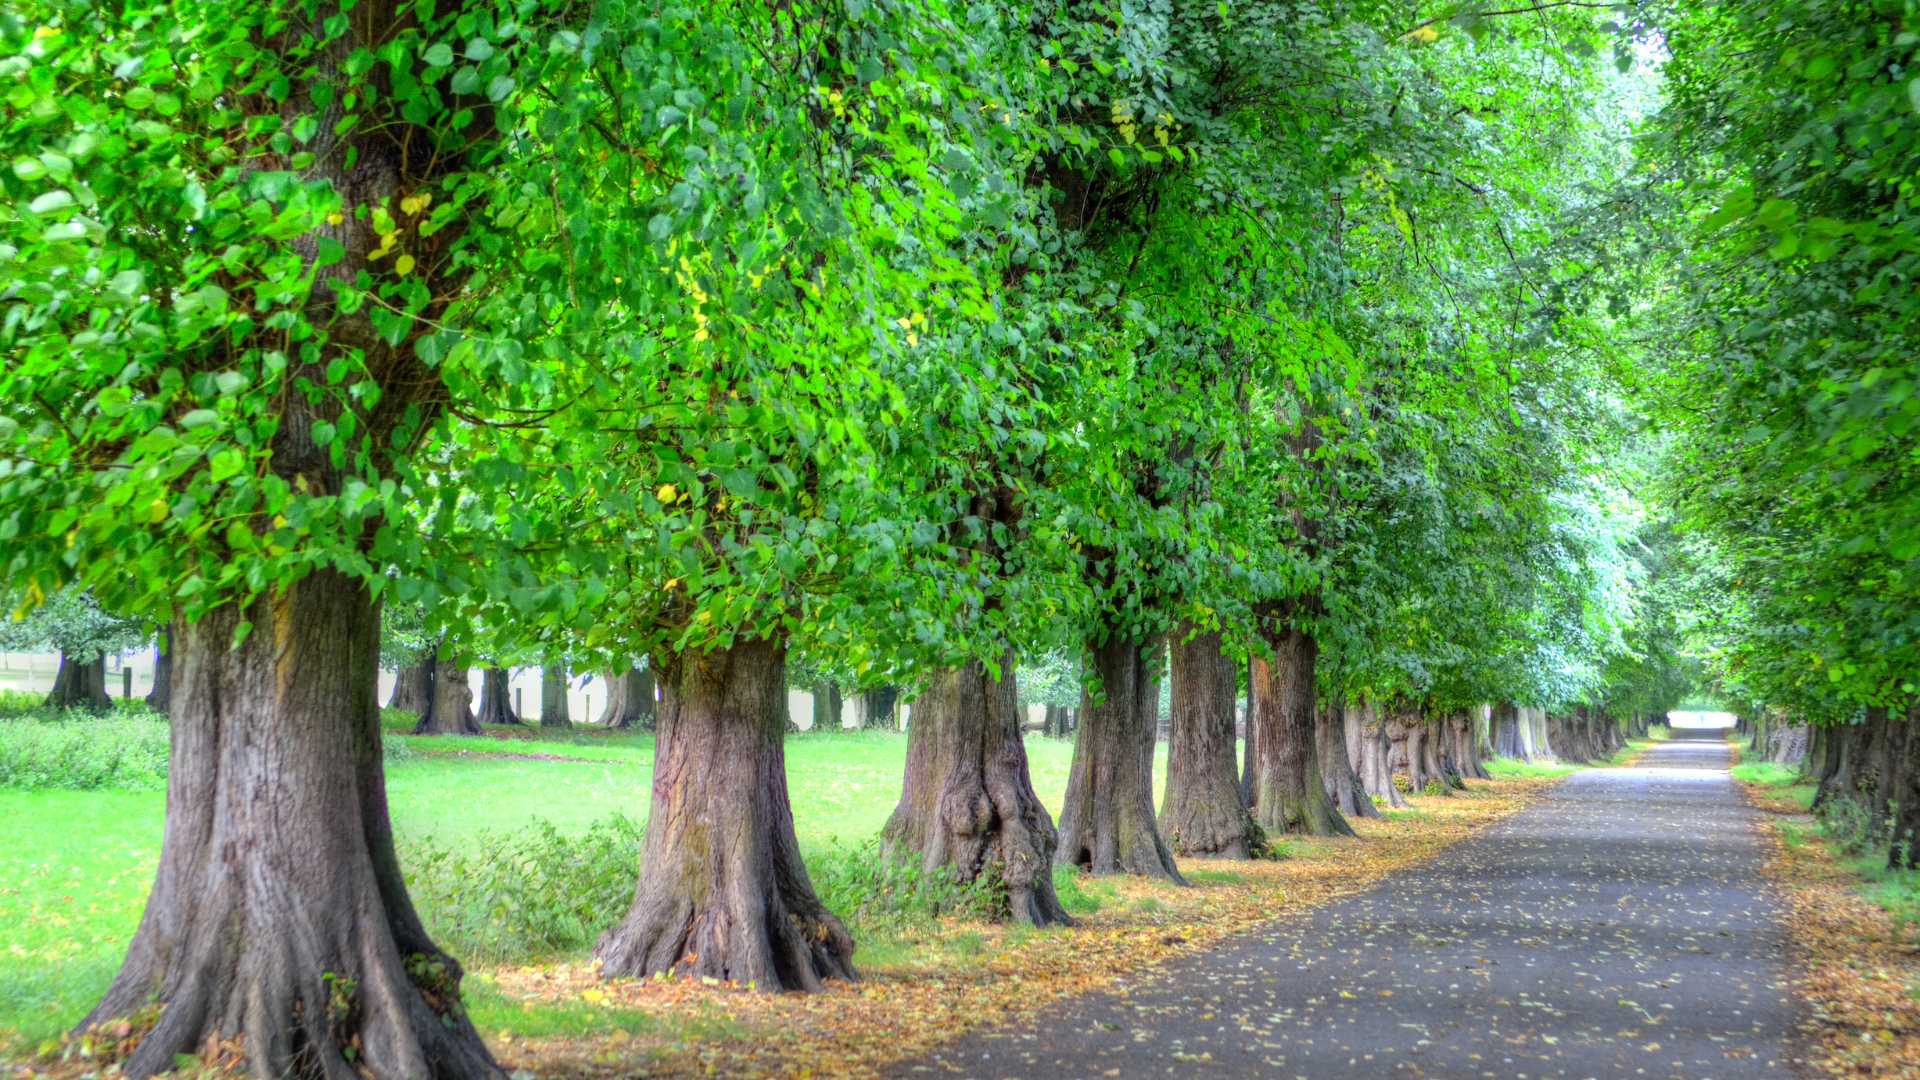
404, 816, 645, 964
0, 706, 415, 790
0, 710, 170, 790
810, 839, 1006, 927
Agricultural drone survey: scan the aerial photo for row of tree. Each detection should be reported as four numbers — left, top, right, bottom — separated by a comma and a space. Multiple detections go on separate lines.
1633, 0, 1920, 870
0, 3, 1689, 1077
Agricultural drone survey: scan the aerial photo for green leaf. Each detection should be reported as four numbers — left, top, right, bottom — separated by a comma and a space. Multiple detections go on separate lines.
423, 43, 454, 68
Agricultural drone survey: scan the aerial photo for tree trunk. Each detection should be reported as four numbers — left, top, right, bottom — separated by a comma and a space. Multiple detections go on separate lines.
1318, 701, 1379, 818
1056, 634, 1185, 881
857, 686, 900, 731
145, 638, 173, 717
1450, 710, 1489, 782
1491, 703, 1522, 759
45, 652, 112, 712
1249, 628, 1353, 837
1862, 707, 1901, 840
475, 668, 520, 726
1810, 723, 1855, 811
386, 661, 433, 719
598, 667, 655, 730
811, 682, 843, 732
1890, 705, 1920, 869
79, 572, 500, 1079
1353, 701, 1407, 808
882, 653, 1073, 926
1160, 627, 1264, 858
1240, 657, 1258, 809
412, 665, 478, 735
539, 665, 571, 729
595, 637, 854, 990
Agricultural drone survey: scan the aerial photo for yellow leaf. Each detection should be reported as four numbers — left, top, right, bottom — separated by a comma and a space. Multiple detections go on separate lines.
326, 212, 344, 226
1403, 24, 1440, 44
394, 254, 416, 276
580, 988, 608, 1005
399, 192, 432, 215
656, 483, 677, 504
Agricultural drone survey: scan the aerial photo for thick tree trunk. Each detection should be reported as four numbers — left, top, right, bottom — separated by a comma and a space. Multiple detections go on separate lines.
1423, 716, 1464, 792
539, 665, 571, 729
1492, 702, 1523, 759
1450, 711, 1490, 782
1318, 701, 1379, 818
1056, 634, 1185, 881
1811, 723, 1860, 811
811, 682, 843, 732
386, 661, 433, 718
79, 572, 500, 1079
1526, 705, 1555, 761
882, 653, 1073, 926
1249, 629, 1353, 837
1862, 707, 1901, 839
1160, 627, 1264, 858
598, 667, 656, 730
1890, 705, 1920, 869
1353, 701, 1407, 808
857, 686, 900, 731
475, 667, 521, 726
595, 637, 854, 990
46, 652, 112, 712
145, 639, 172, 717
412, 665, 478, 735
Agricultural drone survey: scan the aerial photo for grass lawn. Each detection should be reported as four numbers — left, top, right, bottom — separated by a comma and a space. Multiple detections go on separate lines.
0, 724, 1157, 1053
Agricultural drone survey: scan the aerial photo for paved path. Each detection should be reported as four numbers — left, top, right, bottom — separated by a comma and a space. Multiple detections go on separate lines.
901, 730, 1799, 1079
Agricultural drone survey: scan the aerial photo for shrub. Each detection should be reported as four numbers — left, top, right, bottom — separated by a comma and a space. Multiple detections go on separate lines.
0, 706, 415, 790
403, 816, 645, 964
810, 839, 1007, 928
0, 710, 170, 790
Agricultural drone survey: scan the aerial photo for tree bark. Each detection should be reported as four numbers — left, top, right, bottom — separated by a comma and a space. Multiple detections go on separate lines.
386, 661, 433, 719
598, 667, 656, 730
45, 652, 112, 712
1056, 634, 1185, 881
539, 664, 571, 729
1353, 700, 1407, 808
79, 571, 500, 1079
1890, 705, 1920, 869
1249, 628, 1354, 836
1318, 701, 1379, 818
1240, 657, 1258, 809
1862, 707, 1901, 839
1160, 627, 1265, 858
811, 682, 843, 732
596, 637, 854, 990
475, 667, 520, 727
412, 665, 478, 735
882, 653, 1073, 926
145, 638, 172, 717
857, 686, 900, 731
1812, 722, 1862, 812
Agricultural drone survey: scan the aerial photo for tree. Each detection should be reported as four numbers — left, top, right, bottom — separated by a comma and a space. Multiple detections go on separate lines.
0, 590, 147, 711
597, 665, 655, 730
0, 3, 584, 1071
538, 663, 571, 730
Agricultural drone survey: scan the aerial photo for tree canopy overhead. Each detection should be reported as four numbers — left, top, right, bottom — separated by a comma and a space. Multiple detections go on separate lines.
16, 0, 1917, 1074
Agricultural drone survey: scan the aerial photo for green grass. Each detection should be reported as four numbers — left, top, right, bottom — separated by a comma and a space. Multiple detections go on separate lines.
1728, 742, 1919, 930
0, 722, 1152, 1053
1485, 757, 1578, 780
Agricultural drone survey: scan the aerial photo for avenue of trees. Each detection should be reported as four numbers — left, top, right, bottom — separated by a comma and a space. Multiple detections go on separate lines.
1634, 0, 1920, 871
7, 0, 1887, 1077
